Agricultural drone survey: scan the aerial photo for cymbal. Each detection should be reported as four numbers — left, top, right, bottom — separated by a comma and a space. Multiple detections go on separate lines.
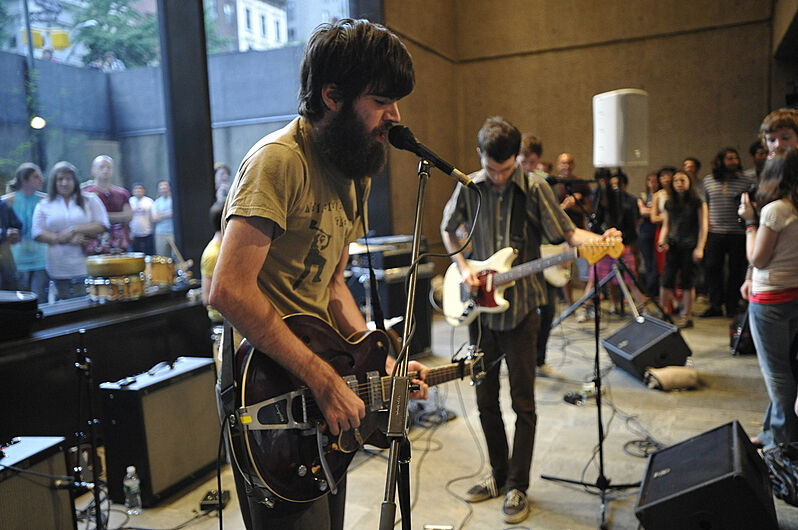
348, 242, 396, 255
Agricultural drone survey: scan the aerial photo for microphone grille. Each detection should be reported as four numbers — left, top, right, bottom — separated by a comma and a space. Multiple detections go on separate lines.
388, 125, 417, 150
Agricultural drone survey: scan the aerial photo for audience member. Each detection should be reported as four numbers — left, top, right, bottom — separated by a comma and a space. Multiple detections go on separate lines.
657, 171, 708, 328
580, 171, 646, 318
682, 157, 702, 182
739, 150, 798, 450
517, 134, 564, 380
214, 163, 232, 204
536, 160, 553, 174
744, 140, 768, 180
83, 155, 132, 252
555, 152, 593, 308
103, 51, 126, 72
200, 202, 224, 324
700, 148, 752, 318
637, 172, 661, 297
129, 183, 155, 255
32, 162, 109, 300
2, 163, 49, 301
152, 180, 174, 257
0, 196, 22, 290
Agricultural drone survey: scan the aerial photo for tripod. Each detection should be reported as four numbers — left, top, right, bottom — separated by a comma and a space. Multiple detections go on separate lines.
541, 260, 641, 529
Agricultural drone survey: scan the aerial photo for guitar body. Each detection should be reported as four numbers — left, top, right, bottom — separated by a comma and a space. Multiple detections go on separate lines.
441, 239, 623, 327
230, 314, 391, 504
540, 243, 571, 287
442, 247, 517, 327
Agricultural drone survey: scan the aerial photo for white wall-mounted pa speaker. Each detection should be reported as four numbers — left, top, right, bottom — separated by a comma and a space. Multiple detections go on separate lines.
593, 88, 649, 168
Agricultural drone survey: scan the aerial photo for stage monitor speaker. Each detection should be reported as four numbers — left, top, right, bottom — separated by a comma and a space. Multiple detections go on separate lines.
0, 436, 76, 530
635, 421, 777, 530
601, 315, 691, 380
593, 88, 648, 168
100, 357, 218, 506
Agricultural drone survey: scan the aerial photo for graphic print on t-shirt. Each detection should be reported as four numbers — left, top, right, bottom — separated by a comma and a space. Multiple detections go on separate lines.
293, 218, 332, 289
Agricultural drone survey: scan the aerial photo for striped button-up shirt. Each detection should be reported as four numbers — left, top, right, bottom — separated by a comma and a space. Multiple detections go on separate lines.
441, 166, 575, 331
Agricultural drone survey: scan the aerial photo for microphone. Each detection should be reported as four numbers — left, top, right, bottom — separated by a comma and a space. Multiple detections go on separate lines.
388, 125, 474, 188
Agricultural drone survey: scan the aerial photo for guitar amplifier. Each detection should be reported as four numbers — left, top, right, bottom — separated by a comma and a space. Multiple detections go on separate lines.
0, 436, 76, 530
100, 357, 219, 506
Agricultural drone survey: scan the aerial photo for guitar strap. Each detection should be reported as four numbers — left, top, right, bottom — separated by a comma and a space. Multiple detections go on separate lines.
218, 320, 237, 419
509, 172, 528, 254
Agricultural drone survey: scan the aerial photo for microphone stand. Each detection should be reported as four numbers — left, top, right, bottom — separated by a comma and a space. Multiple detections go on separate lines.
541, 263, 639, 530
74, 328, 106, 530
378, 159, 430, 530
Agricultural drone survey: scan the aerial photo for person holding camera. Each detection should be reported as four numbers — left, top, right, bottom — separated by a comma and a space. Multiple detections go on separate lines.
739, 150, 798, 450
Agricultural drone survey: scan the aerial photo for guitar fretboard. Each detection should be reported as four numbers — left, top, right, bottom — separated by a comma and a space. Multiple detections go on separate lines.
379, 361, 473, 399
493, 247, 578, 286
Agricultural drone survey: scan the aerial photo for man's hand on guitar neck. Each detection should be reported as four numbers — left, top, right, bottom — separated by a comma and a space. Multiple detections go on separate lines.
385, 356, 430, 400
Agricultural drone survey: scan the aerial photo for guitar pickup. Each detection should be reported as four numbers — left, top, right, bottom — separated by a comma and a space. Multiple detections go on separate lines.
366, 371, 382, 411
237, 390, 314, 431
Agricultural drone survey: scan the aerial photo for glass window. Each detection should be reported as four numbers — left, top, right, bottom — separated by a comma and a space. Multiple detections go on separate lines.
260, 14, 266, 38
245, 8, 251, 31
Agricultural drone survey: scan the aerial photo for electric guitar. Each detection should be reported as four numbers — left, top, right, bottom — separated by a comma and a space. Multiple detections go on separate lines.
442, 239, 624, 326
227, 313, 485, 504
540, 243, 572, 287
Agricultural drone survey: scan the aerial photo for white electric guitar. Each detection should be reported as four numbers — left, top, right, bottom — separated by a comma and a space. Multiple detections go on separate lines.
442, 239, 624, 326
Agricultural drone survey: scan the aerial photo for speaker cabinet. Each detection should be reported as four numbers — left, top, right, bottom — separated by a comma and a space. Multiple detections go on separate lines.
601, 315, 691, 380
593, 88, 649, 168
635, 421, 778, 530
0, 437, 76, 530
100, 357, 218, 506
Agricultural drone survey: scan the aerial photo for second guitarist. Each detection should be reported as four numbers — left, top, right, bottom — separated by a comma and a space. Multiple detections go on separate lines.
440, 117, 620, 525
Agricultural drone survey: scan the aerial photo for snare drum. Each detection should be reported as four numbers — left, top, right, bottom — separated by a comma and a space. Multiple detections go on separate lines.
85, 274, 145, 302
146, 255, 175, 286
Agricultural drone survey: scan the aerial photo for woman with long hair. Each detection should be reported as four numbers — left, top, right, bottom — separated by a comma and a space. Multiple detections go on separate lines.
657, 171, 708, 328
739, 150, 798, 449
32, 161, 109, 300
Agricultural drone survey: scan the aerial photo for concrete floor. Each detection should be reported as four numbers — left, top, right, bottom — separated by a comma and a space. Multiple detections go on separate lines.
83, 297, 798, 530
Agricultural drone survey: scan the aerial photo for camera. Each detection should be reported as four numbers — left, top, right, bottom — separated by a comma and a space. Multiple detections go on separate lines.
734, 182, 758, 205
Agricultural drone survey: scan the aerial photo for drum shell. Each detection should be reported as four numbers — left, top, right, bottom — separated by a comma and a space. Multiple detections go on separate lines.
0, 290, 41, 340
86, 253, 146, 277
146, 256, 175, 286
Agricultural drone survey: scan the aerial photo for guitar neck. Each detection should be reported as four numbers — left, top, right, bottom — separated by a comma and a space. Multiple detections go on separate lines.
494, 247, 577, 286
380, 361, 473, 399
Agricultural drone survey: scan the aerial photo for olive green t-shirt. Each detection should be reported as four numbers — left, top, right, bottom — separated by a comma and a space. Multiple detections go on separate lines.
223, 117, 369, 326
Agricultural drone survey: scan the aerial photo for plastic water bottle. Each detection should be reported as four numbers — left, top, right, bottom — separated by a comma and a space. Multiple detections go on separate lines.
48, 280, 57, 304
123, 465, 142, 515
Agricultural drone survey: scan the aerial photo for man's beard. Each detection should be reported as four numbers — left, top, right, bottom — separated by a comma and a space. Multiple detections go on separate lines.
317, 101, 389, 180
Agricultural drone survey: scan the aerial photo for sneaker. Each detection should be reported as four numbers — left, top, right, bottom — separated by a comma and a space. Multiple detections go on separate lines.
537, 363, 565, 380
677, 318, 694, 329
465, 475, 504, 503
575, 308, 588, 323
502, 488, 529, 524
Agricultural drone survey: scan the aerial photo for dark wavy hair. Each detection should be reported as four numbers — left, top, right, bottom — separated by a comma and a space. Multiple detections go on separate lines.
48, 161, 85, 209
477, 116, 522, 163
298, 19, 415, 122
756, 149, 798, 209
711, 147, 741, 178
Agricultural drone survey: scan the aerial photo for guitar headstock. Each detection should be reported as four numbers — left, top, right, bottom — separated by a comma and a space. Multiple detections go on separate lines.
577, 237, 624, 264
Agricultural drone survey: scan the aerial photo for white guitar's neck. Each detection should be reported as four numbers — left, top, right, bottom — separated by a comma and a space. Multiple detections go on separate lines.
493, 247, 578, 286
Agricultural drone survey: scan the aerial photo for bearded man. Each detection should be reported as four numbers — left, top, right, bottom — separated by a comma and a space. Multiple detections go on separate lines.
209, 19, 428, 530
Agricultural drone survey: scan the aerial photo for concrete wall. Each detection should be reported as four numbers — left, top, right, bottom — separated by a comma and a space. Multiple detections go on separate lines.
385, 0, 783, 266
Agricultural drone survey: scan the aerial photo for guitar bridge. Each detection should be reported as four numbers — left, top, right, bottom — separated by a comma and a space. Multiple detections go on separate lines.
237, 390, 314, 431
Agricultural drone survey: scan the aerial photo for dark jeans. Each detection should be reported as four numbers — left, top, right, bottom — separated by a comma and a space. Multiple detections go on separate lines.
233, 469, 346, 530
704, 232, 747, 315
132, 234, 155, 255
469, 311, 539, 492
537, 283, 559, 367
638, 225, 659, 297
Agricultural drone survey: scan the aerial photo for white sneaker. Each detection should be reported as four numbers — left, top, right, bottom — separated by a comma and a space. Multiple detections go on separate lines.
575, 308, 588, 323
